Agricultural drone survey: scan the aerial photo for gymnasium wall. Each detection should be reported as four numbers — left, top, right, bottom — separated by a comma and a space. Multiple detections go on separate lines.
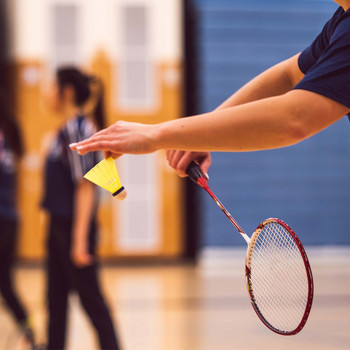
193, 0, 350, 246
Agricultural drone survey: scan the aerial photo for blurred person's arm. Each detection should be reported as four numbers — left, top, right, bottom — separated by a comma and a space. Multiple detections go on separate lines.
72, 179, 95, 267
70, 89, 349, 156
166, 53, 304, 176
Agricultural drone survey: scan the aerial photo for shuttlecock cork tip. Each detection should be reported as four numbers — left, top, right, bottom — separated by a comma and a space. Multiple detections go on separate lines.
113, 186, 127, 200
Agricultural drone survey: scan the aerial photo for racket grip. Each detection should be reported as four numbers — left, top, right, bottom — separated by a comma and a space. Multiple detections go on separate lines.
186, 161, 207, 185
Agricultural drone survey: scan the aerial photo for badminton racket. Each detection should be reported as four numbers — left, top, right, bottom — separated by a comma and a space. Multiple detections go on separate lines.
186, 161, 314, 335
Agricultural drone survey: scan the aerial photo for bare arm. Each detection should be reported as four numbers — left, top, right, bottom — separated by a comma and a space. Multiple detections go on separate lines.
72, 54, 305, 176
72, 179, 96, 267
216, 53, 304, 110
165, 53, 304, 175
156, 90, 347, 151
71, 89, 349, 155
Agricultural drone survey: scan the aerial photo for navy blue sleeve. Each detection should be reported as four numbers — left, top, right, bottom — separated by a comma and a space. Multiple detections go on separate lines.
295, 14, 350, 109
65, 117, 100, 183
297, 17, 333, 74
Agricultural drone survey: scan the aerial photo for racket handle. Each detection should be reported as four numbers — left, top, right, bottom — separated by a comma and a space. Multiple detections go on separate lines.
186, 161, 207, 185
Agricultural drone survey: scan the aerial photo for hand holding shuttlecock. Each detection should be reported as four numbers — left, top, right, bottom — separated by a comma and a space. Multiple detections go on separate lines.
84, 157, 127, 200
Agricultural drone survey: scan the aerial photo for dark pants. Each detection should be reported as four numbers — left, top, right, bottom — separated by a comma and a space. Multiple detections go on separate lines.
47, 216, 120, 350
0, 217, 28, 324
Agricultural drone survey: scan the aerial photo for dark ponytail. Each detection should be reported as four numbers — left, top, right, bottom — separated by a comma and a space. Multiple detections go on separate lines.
56, 66, 106, 130
87, 75, 105, 130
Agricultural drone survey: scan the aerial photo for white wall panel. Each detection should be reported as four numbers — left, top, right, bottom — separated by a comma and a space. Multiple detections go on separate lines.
82, 0, 116, 61
13, 0, 48, 59
12, 0, 182, 62
153, 0, 182, 61
114, 154, 161, 252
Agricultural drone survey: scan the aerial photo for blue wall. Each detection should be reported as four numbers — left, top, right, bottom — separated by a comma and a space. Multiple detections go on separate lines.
193, 0, 350, 246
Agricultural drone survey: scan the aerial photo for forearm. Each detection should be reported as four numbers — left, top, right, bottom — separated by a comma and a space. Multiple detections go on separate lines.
157, 97, 298, 152
72, 180, 95, 248
216, 53, 304, 110
70, 88, 348, 157
155, 90, 345, 152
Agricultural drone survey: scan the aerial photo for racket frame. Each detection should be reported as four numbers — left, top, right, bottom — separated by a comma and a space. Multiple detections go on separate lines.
245, 218, 314, 335
186, 161, 314, 335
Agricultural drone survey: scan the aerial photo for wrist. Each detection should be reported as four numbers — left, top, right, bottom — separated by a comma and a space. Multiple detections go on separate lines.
151, 122, 167, 150
152, 120, 177, 150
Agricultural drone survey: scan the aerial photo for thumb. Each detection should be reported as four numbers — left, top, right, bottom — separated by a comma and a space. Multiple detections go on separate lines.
104, 151, 122, 159
200, 157, 211, 180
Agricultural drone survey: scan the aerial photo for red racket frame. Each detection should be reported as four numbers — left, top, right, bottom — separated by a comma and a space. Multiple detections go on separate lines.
245, 218, 314, 335
186, 161, 314, 335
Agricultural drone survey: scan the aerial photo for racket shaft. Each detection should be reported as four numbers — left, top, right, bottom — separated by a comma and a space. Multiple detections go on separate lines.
186, 161, 250, 243
197, 178, 251, 244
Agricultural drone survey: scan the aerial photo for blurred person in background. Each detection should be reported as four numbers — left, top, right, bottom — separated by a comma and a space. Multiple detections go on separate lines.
42, 67, 120, 350
70, 0, 350, 178
0, 89, 36, 348
0, 0, 37, 347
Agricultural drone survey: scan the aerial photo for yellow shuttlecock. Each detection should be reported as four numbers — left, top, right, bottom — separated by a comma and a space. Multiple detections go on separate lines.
84, 157, 127, 200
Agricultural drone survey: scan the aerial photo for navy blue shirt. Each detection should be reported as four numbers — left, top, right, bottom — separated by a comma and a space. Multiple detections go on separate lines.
295, 6, 350, 109
0, 129, 18, 221
42, 115, 99, 218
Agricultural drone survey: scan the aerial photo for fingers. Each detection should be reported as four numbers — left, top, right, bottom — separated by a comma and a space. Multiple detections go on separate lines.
166, 150, 188, 177
72, 139, 117, 155
168, 151, 187, 176
174, 152, 196, 177
69, 123, 119, 153
69, 136, 101, 153
200, 154, 212, 179
166, 151, 212, 179
69, 134, 104, 150
166, 150, 175, 163
70, 120, 157, 156
69, 142, 78, 151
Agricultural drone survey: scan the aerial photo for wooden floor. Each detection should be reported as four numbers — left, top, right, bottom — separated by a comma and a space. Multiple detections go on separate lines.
0, 247, 349, 350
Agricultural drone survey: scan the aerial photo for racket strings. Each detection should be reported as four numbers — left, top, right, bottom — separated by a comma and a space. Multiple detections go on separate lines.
249, 222, 308, 333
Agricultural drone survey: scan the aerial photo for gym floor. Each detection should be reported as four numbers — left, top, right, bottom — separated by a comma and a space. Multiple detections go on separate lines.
0, 247, 349, 350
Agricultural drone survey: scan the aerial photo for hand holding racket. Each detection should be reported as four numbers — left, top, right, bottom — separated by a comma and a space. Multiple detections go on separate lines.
186, 161, 314, 335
